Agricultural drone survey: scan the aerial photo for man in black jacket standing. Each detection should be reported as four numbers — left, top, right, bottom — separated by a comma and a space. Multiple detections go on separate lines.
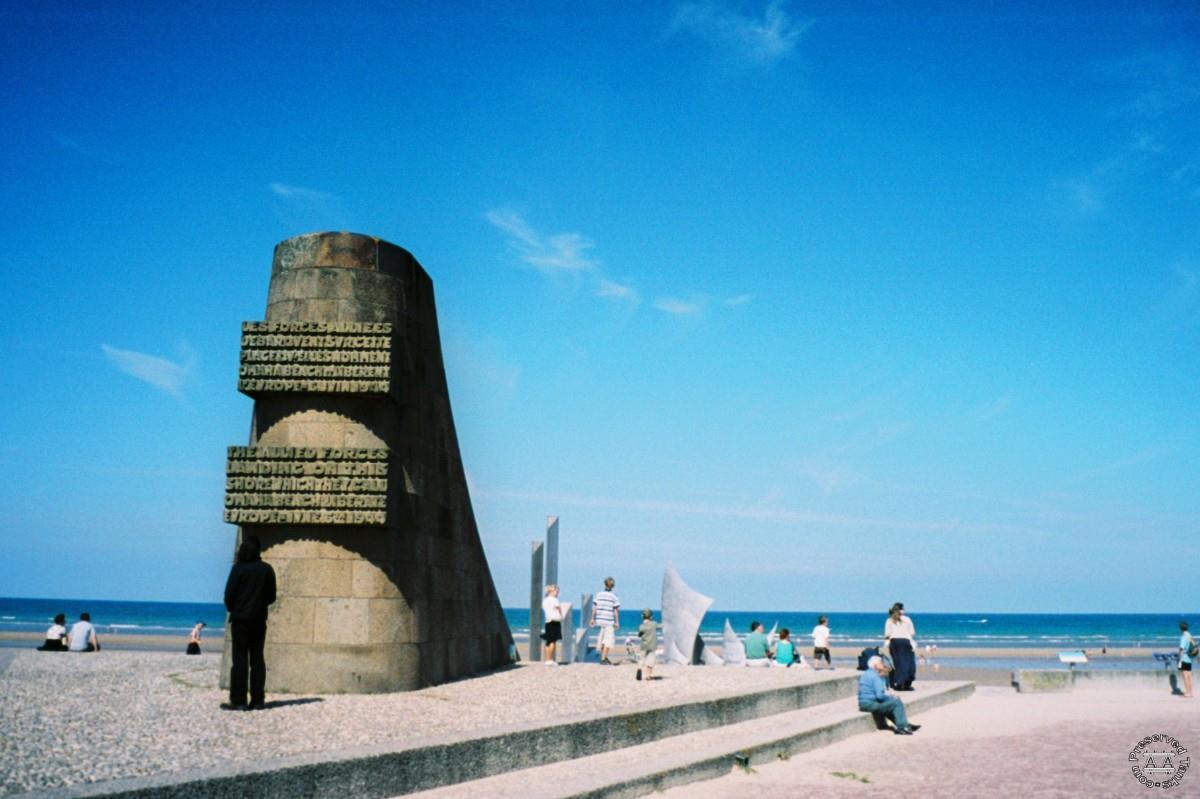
222, 536, 277, 711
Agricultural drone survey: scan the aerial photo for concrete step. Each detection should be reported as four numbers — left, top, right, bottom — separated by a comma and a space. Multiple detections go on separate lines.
39, 671, 863, 799
403, 681, 975, 799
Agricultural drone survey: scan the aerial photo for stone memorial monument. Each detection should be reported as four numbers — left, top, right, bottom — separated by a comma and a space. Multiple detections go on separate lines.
221, 232, 514, 693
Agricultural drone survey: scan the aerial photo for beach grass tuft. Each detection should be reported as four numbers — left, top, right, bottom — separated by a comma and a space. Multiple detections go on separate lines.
832, 770, 871, 783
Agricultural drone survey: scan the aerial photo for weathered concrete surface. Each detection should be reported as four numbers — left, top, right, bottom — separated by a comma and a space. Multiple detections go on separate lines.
11, 671, 863, 799
1014, 668, 1177, 693
528, 540, 544, 662
223, 233, 513, 693
405, 682, 976, 799
544, 516, 559, 587
573, 593, 594, 663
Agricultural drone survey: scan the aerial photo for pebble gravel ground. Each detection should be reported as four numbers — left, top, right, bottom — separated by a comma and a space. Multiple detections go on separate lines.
0, 650, 839, 795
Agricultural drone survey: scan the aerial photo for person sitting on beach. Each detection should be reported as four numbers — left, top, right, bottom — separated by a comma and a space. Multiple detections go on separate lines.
812, 615, 832, 668
745, 621, 770, 667
771, 628, 805, 668
186, 621, 206, 655
67, 612, 100, 652
636, 609, 658, 682
1180, 620, 1196, 699
37, 614, 68, 651
858, 655, 920, 735
589, 577, 620, 665
541, 585, 563, 666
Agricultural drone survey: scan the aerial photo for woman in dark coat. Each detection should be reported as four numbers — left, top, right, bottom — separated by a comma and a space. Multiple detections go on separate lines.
884, 602, 917, 690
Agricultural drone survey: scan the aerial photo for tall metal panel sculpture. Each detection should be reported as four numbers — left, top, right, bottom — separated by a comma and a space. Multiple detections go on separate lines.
660, 563, 719, 666
222, 233, 514, 693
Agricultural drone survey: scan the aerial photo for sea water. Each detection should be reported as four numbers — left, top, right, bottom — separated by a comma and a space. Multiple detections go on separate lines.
2, 598, 1191, 653
503, 609, 1192, 652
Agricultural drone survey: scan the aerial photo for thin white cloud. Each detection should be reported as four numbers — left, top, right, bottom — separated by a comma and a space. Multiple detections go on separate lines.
654, 296, 704, 315
1171, 163, 1196, 183
101, 344, 193, 398
1054, 177, 1105, 217
269, 182, 335, 202
671, 0, 811, 65
1103, 51, 1200, 119
965, 392, 1014, 423
1063, 437, 1184, 488
724, 293, 752, 306
54, 135, 121, 164
485, 209, 599, 272
477, 486, 979, 534
597, 278, 639, 303
1175, 263, 1199, 289
797, 460, 858, 494
445, 332, 521, 398
1131, 132, 1164, 153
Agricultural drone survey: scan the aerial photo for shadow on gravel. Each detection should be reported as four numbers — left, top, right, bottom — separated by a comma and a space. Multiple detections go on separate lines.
259, 697, 324, 710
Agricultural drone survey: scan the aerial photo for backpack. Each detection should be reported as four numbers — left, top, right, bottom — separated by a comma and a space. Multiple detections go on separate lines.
1188, 635, 1199, 659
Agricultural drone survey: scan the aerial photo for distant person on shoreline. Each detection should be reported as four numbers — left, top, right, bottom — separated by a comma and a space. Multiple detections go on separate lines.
636, 609, 658, 681
37, 614, 68, 651
223, 536, 277, 711
858, 655, 921, 735
812, 615, 832, 668
884, 602, 916, 691
186, 621, 206, 655
67, 612, 100, 652
1180, 621, 1196, 699
745, 621, 770, 667
540, 585, 563, 666
589, 577, 620, 665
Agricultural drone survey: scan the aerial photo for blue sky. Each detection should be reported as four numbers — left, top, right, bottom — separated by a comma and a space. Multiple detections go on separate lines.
1, 2, 1197, 614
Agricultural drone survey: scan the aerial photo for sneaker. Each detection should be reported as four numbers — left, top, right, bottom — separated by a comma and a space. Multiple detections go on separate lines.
636, 669, 642, 681
220, 702, 246, 711
907, 724, 921, 732
543, 660, 557, 667
893, 727, 913, 735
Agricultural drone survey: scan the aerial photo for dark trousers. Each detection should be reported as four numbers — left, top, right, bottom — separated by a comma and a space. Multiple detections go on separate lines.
860, 697, 909, 729
889, 638, 916, 690
230, 619, 267, 706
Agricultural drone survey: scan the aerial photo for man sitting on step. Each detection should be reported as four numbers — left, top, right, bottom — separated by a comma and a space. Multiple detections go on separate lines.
858, 655, 921, 735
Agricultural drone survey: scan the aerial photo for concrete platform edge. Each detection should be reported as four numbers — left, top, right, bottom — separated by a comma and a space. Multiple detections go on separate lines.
9, 673, 860, 799
565, 681, 977, 799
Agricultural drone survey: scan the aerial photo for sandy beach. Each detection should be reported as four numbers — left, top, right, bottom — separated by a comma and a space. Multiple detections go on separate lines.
659, 686, 1200, 798
2, 629, 1167, 692
1, 630, 1167, 662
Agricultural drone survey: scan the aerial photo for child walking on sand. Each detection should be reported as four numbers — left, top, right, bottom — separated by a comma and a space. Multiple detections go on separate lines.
812, 615, 832, 668
636, 609, 658, 681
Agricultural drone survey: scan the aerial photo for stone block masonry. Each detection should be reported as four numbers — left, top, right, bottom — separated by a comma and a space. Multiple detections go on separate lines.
221, 232, 514, 693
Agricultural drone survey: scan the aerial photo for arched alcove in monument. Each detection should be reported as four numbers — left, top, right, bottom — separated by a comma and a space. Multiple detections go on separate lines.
221, 233, 514, 693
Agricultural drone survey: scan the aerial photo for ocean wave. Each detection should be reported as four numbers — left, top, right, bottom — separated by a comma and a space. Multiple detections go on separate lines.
963, 635, 1030, 640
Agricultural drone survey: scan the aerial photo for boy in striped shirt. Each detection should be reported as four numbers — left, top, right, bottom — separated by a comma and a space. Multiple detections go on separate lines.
589, 577, 621, 664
